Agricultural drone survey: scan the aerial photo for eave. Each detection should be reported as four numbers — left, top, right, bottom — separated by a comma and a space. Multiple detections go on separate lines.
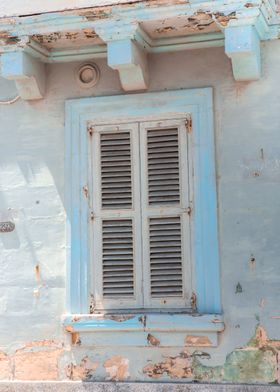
0, 0, 279, 99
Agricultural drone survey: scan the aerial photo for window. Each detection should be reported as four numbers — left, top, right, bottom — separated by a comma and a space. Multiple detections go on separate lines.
90, 119, 192, 311
65, 88, 222, 335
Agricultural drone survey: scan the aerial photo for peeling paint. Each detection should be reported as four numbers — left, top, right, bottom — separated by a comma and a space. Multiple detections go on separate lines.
65, 356, 98, 381
0, 352, 11, 380
214, 12, 237, 26
104, 314, 135, 322
143, 351, 193, 379
143, 326, 280, 384
147, 333, 160, 347
14, 341, 63, 381
103, 356, 129, 381
185, 335, 212, 347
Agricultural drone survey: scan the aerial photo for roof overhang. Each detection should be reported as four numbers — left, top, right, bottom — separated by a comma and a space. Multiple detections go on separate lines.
0, 0, 279, 99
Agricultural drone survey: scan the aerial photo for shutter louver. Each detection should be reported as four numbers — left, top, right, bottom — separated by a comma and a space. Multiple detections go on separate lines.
100, 132, 132, 209
149, 216, 183, 297
147, 128, 180, 205
102, 219, 134, 298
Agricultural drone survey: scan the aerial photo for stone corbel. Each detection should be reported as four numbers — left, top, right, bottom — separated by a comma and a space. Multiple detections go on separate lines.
225, 25, 261, 81
0, 50, 45, 100
96, 22, 148, 91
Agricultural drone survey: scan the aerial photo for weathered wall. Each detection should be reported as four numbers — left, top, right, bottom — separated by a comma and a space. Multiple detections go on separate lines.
1, 40, 280, 383
0, 0, 144, 18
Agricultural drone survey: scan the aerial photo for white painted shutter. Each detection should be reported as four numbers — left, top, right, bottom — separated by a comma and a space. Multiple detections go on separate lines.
140, 119, 192, 309
90, 123, 143, 310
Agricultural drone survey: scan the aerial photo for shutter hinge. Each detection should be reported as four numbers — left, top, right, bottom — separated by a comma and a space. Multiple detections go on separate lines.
191, 292, 197, 311
89, 294, 95, 314
186, 206, 192, 216
185, 116, 192, 133
90, 210, 94, 221
87, 124, 94, 136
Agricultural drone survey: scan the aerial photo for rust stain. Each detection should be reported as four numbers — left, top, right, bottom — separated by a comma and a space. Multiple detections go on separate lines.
87, 125, 94, 136
191, 292, 197, 311
71, 332, 81, 346
89, 294, 95, 314
66, 356, 98, 380
147, 333, 160, 346
139, 315, 147, 328
83, 185, 89, 199
103, 356, 129, 381
35, 264, 40, 284
185, 335, 212, 347
143, 351, 192, 379
186, 117, 192, 133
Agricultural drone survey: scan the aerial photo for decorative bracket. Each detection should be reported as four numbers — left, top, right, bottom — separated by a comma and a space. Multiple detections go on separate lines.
225, 25, 261, 81
96, 22, 148, 91
0, 50, 45, 100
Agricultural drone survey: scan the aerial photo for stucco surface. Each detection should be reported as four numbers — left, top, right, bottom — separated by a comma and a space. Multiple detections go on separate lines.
0, 41, 280, 383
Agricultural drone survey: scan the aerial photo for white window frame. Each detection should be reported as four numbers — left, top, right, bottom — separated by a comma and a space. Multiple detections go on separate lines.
65, 88, 221, 322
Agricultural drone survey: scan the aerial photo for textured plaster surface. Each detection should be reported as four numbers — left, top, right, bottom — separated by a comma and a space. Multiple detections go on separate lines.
0, 382, 280, 391
1, 40, 280, 383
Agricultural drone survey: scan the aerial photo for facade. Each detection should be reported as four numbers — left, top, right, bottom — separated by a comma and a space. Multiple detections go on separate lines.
0, 0, 280, 388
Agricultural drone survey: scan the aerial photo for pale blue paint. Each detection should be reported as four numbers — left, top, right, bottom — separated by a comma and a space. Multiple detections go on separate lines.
225, 26, 261, 81
63, 313, 224, 332
0, 51, 45, 99
65, 88, 222, 325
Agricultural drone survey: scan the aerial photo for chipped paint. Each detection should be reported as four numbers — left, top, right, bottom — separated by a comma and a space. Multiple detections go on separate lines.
147, 334, 160, 347
14, 341, 63, 381
143, 326, 280, 383
103, 356, 129, 381
104, 314, 134, 322
143, 351, 193, 379
0, 352, 11, 380
65, 356, 98, 380
184, 335, 212, 347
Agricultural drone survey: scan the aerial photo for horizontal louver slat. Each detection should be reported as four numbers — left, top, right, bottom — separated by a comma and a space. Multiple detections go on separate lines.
100, 132, 132, 209
147, 128, 180, 205
102, 219, 134, 298
149, 216, 183, 298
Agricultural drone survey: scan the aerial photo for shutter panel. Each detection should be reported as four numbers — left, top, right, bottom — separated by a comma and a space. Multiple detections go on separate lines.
140, 119, 192, 309
147, 128, 180, 205
149, 216, 183, 297
100, 132, 132, 209
90, 123, 143, 310
102, 219, 134, 297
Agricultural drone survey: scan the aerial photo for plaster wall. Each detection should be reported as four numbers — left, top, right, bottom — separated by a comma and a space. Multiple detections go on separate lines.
0, 40, 280, 383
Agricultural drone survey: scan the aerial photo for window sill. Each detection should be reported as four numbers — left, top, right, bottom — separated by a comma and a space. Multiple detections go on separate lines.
63, 313, 224, 347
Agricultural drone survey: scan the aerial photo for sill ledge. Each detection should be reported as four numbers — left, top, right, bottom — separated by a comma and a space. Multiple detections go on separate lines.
63, 313, 224, 347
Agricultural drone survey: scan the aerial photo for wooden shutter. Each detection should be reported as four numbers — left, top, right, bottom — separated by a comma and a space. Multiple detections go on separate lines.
140, 119, 192, 309
90, 123, 143, 310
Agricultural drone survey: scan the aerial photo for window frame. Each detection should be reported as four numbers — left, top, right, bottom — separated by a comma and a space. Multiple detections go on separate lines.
65, 88, 221, 318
